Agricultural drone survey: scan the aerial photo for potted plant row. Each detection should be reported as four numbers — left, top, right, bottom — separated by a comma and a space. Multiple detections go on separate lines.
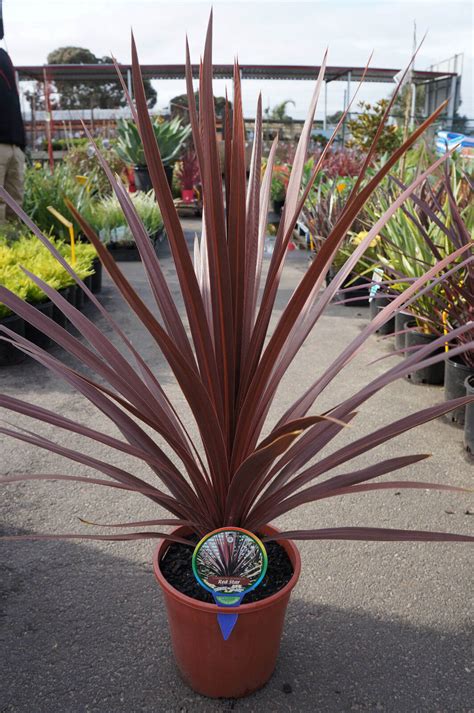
0, 15, 473, 700
0, 234, 100, 366
367, 164, 473, 443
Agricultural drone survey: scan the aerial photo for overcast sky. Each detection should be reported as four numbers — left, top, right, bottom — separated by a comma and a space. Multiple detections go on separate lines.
2, 0, 473, 121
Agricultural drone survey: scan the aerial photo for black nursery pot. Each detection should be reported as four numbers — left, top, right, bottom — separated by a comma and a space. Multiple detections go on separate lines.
52, 288, 71, 329
0, 313, 26, 366
272, 199, 285, 215
83, 275, 93, 301
107, 244, 141, 262
339, 274, 369, 307
464, 375, 474, 456
444, 355, 474, 427
66, 285, 77, 305
395, 311, 412, 352
376, 307, 395, 336
24, 301, 54, 350
74, 284, 85, 310
133, 165, 153, 192
369, 292, 389, 321
405, 324, 444, 385
164, 164, 174, 189
91, 257, 102, 293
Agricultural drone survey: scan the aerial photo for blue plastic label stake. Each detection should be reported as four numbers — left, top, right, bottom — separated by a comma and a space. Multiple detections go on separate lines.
192, 528, 268, 640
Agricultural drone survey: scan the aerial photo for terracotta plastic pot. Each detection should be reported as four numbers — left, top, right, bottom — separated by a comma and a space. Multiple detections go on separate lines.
153, 524, 301, 699
181, 189, 195, 203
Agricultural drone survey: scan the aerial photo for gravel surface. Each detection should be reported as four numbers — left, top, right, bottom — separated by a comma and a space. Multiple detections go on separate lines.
1, 224, 472, 712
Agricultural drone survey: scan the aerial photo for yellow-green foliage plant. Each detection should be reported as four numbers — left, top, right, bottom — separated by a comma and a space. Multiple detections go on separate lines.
0, 234, 96, 318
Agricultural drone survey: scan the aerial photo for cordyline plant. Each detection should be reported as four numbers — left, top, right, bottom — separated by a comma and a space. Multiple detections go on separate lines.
0, 16, 473, 548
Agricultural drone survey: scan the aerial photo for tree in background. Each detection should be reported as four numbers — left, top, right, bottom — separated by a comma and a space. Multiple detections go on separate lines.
264, 99, 295, 122
391, 84, 426, 125
169, 91, 229, 121
327, 110, 344, 124
47, 47, 157, 109
347, 99, 402, 154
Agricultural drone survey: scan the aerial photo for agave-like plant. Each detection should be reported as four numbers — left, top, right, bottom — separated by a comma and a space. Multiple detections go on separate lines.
0, 16, 473, 547
116, 116, 191, 168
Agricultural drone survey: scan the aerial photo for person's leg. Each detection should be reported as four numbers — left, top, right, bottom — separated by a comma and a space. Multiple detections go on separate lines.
0, 143, 14, 224
4, 145, 25, 220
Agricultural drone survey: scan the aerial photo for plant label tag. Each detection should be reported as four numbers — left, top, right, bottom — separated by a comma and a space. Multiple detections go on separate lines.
369, 267, 384, 302
192, 527, 268, 640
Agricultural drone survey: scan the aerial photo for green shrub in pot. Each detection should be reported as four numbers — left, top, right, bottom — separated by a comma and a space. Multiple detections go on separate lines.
0, 233, 96, 318
0, 16, 473, 699
85, 190, 164, 246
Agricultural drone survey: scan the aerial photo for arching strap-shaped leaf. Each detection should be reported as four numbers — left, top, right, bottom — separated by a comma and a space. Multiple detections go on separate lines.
2, 532, 193, 545
78, 517, 194, 529
249, 395, 474, 526
264, 527, 474, 543
0, 425, 185, 517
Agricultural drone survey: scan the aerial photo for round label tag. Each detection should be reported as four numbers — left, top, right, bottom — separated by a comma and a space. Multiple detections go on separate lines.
192, 527, 268, 606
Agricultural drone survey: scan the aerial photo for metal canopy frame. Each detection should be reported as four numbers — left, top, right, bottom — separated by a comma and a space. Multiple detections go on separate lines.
17, 63, 456, 85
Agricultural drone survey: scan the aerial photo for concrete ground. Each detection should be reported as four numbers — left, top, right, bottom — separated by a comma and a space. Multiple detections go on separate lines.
0, 221, 472, 713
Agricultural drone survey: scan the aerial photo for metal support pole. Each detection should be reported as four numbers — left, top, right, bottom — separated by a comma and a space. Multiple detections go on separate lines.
342, 88, 347, 146
43, 67, 54, 172
447, 54, 458, 130
127, 68, 133, 100
323, 80, 327, 131
410, 83, 416, 129
346, 70, 352, 120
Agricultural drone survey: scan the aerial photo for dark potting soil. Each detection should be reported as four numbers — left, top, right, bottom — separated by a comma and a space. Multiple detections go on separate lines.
160, 536, 294, 604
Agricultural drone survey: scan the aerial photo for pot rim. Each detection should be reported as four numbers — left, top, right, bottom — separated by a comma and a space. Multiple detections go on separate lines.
447, 354, 474, 371
465, 374, 474, 391
153, 524, 301, 615
0, 312, 23, 325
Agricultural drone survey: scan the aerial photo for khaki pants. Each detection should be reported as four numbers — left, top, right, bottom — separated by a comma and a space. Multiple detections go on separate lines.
0, 143, 25, 223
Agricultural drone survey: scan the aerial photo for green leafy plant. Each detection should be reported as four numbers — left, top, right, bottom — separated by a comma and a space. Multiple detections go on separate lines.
63, 143, 127, 197
23, 163, 94, 238
115, 116, 191, 168
363, 162, 472, 333
382, 166, 473, 366
0, 20, 472, 549
84, 190, 164, 245
348, 100, 403, 155
0, 233, 96, 318
270, 163, 290, 203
